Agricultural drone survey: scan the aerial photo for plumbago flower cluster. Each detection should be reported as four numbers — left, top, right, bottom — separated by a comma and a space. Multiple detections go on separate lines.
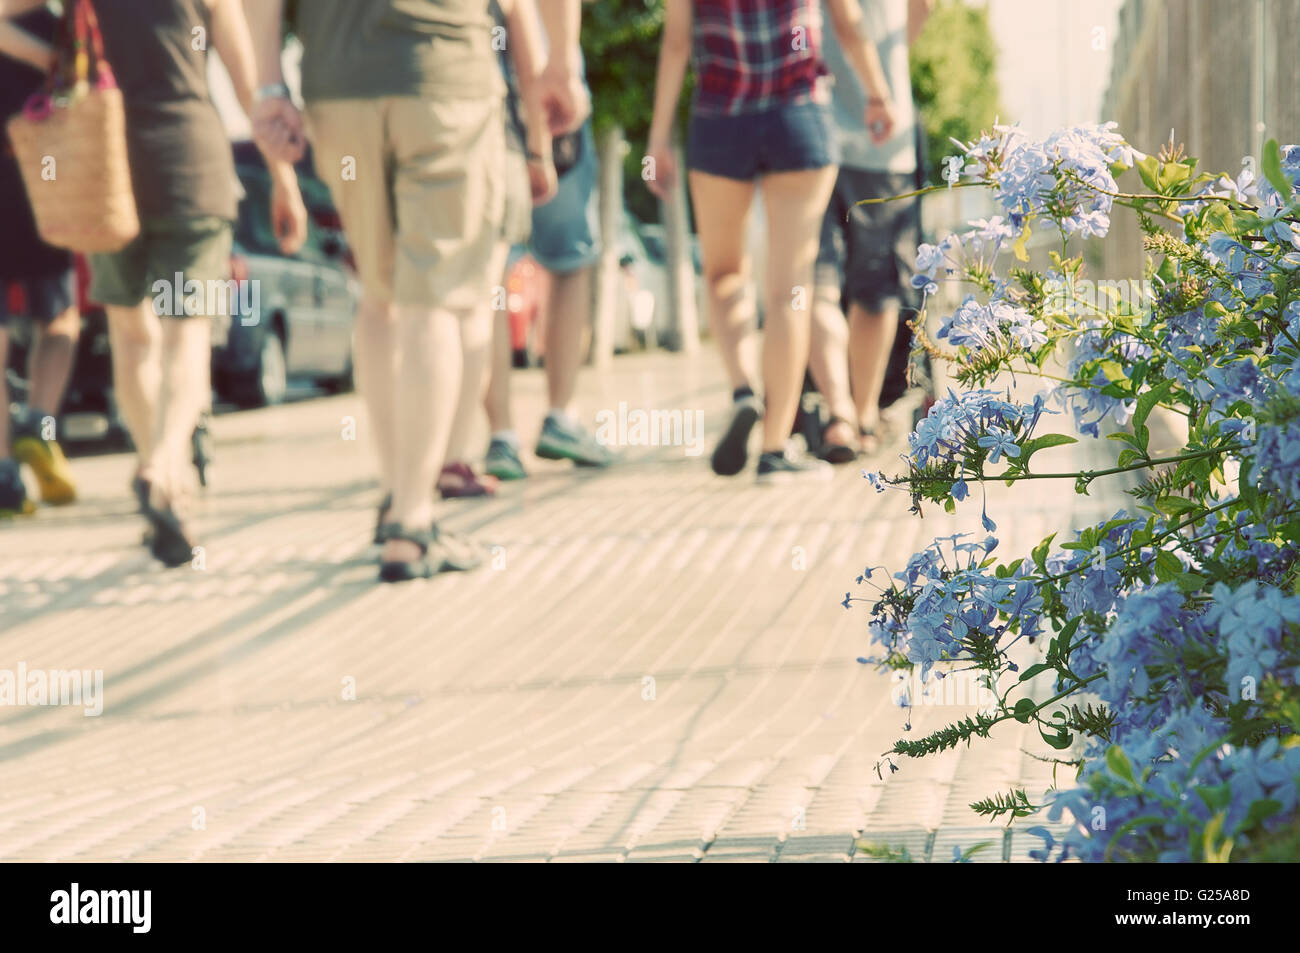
853, 122, 1300, 862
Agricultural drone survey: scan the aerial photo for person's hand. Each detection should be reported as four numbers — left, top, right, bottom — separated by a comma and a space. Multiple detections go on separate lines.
644, 137, 677, 200
268, 162, 307, 255
864, 97, 898, 145
536, 59, 590, 136
252, 95, 306, 164
527, 154, 558, 206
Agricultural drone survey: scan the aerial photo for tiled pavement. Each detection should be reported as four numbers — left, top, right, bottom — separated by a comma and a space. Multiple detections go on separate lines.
0, 349, 1119, 862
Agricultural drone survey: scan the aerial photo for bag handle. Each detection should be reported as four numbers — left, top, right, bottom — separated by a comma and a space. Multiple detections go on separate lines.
21, 0, 116, 120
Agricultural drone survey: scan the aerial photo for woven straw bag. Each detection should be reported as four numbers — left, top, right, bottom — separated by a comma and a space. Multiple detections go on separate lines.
5, 0, 139, 253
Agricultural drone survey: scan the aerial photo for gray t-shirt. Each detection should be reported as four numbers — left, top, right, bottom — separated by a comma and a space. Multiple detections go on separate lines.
823, 0, 917, 173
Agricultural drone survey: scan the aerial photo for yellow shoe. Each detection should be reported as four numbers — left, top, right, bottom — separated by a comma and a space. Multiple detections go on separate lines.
12, 434, 78, 506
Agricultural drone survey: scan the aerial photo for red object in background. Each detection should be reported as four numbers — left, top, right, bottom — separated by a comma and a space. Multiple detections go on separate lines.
505, 254, 550, 358
5, 281, 24, 315
74, 254, 95, 311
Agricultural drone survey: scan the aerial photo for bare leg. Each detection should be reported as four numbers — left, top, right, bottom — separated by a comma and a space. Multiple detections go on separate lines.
106, 302, 162, 473
448, 242, 509, 462
687, 170, 758, 392
27, 304, 80, 418
381, 305, 464, 564
758, 165, 839, 453
353, 294, 399, 495
484, 247, 515, 435
145, 317, 210, 504
809, 284, 859, 448
543, 264, 592, 414
848, 299, 900, 433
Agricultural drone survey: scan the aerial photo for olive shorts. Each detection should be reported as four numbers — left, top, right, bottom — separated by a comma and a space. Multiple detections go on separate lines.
88, 217, 233, 315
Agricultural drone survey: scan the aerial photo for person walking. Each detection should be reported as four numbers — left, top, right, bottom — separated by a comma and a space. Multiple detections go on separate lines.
443, 0, 557, 497
244, 0, 537, 581
524, 0, 612, 471
2, 0, 307, 563
646, 0, 897, 483
812, 0, 931, 454
0, 6, 80, 516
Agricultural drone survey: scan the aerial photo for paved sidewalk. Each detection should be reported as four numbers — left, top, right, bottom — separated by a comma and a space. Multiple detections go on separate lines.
0, 349, 1119, 861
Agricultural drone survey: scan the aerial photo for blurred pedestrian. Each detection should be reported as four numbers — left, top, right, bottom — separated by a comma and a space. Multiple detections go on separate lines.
647, 0, 897, 483
525, 0, 612, 470
0, 6, 80, 516
813, 0, 931, 455
2, 0, 306, 564
443, 0, 557, 496
244, 0, 516, 581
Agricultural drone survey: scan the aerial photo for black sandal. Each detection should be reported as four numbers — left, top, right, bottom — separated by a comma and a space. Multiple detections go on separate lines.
818, 416, 859, 464
133, 476, 199, 568
373, 493, 393, 545
378, 524, 439, 582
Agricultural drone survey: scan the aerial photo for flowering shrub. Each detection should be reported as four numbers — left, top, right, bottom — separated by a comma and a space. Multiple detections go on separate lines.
853, 122, 1300, 862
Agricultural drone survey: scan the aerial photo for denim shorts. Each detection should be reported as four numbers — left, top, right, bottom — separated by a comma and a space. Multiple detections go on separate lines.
816, 168, 920, 313
528, 120, 601, 274
1, 271, 75, 326
687, 100, 839, 181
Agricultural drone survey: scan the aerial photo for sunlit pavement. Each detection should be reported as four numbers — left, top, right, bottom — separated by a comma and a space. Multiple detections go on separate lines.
0, 349, 1120, 862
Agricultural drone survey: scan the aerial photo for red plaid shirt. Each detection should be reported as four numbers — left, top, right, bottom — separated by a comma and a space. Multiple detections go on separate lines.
691, 0, 830, 116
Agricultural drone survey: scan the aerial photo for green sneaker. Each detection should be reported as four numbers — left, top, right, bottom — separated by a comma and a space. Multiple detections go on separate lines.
485, 436, 527, 481
535, 414, 613, 468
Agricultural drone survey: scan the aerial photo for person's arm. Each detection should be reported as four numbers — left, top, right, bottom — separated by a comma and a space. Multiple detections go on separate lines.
908, 0, 934, 46
534, 0, 587, 134
0, 18, 51, 72
239, 0, 304, 163
824, 0, 896, 144
502, 0, 557, 204
0, 0, 48, 18
210, 0, 305, 253
644, 0, 690, 200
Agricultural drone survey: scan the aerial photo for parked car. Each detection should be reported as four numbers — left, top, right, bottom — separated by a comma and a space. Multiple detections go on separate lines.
215, 157, 360, 407
611, 209, 670, 353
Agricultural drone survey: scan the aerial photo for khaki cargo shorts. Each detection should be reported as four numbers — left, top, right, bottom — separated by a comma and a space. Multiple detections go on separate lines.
306, 97, 504, 311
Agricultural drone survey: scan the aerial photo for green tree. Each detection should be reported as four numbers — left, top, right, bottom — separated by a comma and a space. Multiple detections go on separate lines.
909, 0, 1001, 184
582, 0, 689, 223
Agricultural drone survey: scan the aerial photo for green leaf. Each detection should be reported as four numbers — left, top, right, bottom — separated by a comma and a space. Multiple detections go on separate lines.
1175, 572, 1208, 593
1018, 663, 1053, 682
1133, 380, 1175, 430
1013, 698, 1036, 724
1262, 139, 1293, 201
1153, 550, 1182, 582
1106, 745, 1136, 784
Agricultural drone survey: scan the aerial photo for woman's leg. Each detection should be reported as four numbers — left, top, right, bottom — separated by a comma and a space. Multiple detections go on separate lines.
758, 165, 839, 453
687, 170, 758, 392
105, 301, 162, 473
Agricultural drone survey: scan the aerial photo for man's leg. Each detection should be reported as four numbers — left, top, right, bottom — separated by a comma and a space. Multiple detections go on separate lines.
353, 294, 400, 497
484, 245, 515, 437
542, 263, 591, 415
448, 241, 509, 463
849, 299, 900, 435
0, 323, 27, 515
758, 165, 839, 455
381, 304, 464, 564
12, 301, 81, 505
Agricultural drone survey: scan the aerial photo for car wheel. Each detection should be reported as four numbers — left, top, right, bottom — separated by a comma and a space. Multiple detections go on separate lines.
232, 327, 287, 408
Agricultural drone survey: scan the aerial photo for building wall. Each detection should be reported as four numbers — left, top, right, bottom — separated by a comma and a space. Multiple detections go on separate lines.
1100, 0, 1298, 280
